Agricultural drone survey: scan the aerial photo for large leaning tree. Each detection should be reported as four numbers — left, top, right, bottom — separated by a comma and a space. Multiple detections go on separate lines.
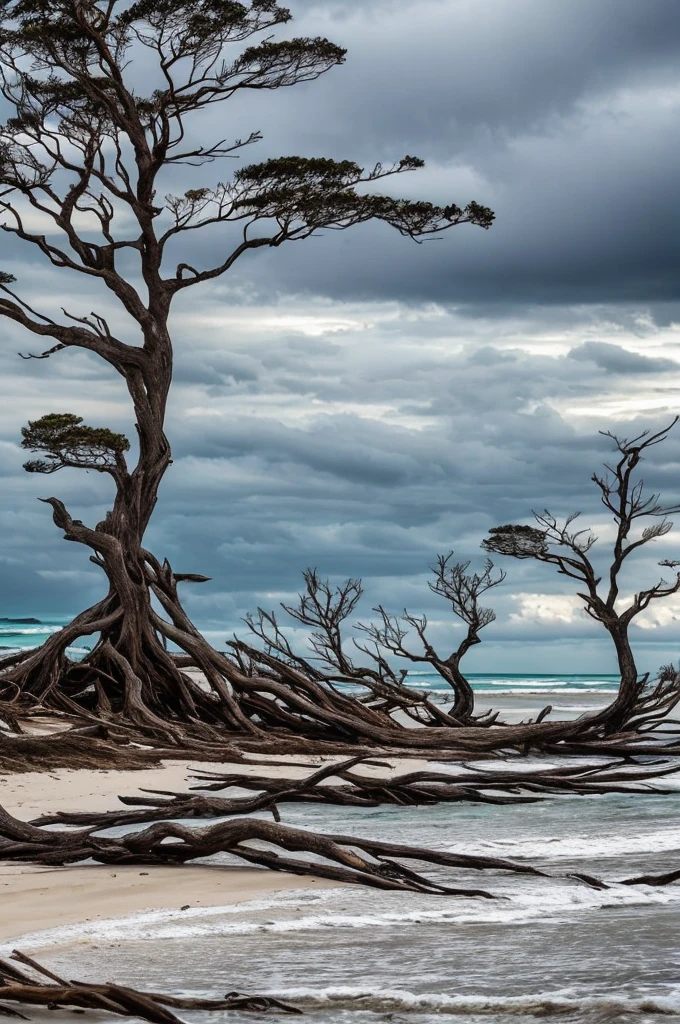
482, 419, 680, 735
0, 0, 493, 738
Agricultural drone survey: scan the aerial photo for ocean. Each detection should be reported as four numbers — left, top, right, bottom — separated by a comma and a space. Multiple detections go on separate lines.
0, 616, 91, 660
0, 614, 621, 696
12, 758, 680, 1024
3, 619, 679, 1022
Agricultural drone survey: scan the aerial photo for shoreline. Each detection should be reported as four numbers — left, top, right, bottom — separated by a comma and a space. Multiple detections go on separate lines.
0, 757, 339, 948
0, 690, 614, 948
0, 864, 333, 947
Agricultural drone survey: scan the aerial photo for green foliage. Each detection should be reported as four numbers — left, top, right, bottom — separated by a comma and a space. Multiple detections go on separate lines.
234, 37, 346, 77
119, 0, 289, 32
481, 524, 549, 559
0, 1, 491, 242
231, 156, 494, 235
21, 413, 130, 474
0, 270, 15, 284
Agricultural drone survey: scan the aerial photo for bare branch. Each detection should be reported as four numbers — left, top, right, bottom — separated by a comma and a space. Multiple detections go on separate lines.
483, 419, 680, 733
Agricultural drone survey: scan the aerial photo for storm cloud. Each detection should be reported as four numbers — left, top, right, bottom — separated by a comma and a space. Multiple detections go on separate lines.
0, 0, 679, 673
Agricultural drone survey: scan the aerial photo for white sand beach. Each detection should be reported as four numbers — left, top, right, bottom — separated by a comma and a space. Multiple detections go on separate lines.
0, 757, 338, 945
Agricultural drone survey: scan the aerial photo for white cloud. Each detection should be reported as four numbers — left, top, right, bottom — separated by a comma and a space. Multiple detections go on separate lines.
509, 593, 585, 625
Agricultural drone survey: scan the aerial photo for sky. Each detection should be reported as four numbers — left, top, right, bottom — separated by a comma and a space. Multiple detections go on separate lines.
1, 0, 680, 675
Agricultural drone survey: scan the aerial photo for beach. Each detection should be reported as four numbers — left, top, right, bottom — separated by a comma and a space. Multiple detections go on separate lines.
3, 684, 680, 1023
0, 757, 339, 945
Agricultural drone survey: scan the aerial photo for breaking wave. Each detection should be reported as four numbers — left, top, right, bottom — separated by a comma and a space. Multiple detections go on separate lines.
265, 983, 680, 1016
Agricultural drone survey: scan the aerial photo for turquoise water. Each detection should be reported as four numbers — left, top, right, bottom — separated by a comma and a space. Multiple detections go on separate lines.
0, 616, 621, 692
404, 671, 620, 695
0, 615, 90, 658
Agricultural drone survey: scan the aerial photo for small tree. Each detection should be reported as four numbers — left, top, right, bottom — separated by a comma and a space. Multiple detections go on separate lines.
236, 557, 505, 724
0, 0, 492, 731
482, 420, 680, 733
356, 554, 505, 721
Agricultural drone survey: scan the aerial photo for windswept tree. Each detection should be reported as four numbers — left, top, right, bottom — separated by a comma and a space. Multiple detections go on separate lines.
0, 0, 492, 732
482, 420, 680, 734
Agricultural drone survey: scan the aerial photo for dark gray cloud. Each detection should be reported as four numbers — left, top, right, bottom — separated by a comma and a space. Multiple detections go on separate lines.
1, 0, 679, 672
128, 0, 680, 309
569, 342, 679, 375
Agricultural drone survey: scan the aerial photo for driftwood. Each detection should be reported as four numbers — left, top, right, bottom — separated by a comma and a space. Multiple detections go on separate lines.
0, 950, 301, 1021
3, 611, 680, 764
0, 729, 163, 774
621, 866, 680, 887
0, 800, 564, 897
0, 718, 249, 774
29, 756, 680, 831
189, 755, 680, 801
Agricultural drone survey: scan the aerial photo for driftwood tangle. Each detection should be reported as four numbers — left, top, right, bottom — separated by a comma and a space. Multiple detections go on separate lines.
0, 950, 301, 1020
4, 422, 680, 760
0, 800, 538, 897
28, 756, 680, 831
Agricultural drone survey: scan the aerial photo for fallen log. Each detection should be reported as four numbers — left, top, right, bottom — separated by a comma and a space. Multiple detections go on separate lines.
0, 950, 301, 1020
0, 800, 554, 897
0, 729, 164, 773
620, 867, 680, 887
190, 755, 680, 801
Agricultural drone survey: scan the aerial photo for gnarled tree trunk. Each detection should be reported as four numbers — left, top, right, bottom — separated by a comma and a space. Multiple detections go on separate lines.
2, 331, 260, 741
584, 625, 644, 735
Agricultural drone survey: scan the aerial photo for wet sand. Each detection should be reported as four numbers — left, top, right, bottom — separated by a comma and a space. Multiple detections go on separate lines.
0, 756, 340, 945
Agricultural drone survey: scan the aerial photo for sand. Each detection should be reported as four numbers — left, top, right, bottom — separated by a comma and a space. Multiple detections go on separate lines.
0, 696, 609, 947
0, 756, 337, 946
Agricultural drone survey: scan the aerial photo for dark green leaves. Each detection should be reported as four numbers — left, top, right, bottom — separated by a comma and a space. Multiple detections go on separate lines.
21, 413, 130, 474
482, 524, 549, 559
230, 156, 494, 238
234, 155, 362, 187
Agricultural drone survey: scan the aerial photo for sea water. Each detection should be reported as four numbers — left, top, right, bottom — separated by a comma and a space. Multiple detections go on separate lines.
0, 619, 621, 697
8, 703, 680, 1024
0, 616, 91, 659
14, 770, 680, 1023
3, 621, 679, 1022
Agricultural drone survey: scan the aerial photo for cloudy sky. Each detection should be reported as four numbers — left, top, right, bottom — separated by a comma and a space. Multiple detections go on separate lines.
1, 0, 680, 676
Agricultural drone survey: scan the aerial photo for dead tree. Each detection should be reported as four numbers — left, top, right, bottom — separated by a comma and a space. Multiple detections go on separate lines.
232, 568, 478, 729
356, 554, 506, 721
232, 558, 504, 728
0, 0, 493, 735
483, 419, 680, 734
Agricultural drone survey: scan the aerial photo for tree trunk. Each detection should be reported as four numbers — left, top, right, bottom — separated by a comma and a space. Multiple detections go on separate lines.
443, 657, 476, 721
585, 624, 643, 734
0, 329, 260, 740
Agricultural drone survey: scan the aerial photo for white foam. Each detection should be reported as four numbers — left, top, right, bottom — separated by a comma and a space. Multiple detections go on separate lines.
0, 626, 62, 636
449, 823, 680, 860
264, 982, 680, 1016
0, 890, 333, 954
472, 687, 615, 696
13, 879, 680, 949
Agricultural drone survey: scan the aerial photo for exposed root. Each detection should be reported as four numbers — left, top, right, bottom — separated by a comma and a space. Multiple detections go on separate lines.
29, 756, 680, 829
0, 800, 562, 896
0, 950, 301, 1020
0, 728, 164, 773
2, 539, 680, 760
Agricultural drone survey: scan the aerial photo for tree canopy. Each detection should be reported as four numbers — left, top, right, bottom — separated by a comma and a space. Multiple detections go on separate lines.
0, 0, 498, 744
